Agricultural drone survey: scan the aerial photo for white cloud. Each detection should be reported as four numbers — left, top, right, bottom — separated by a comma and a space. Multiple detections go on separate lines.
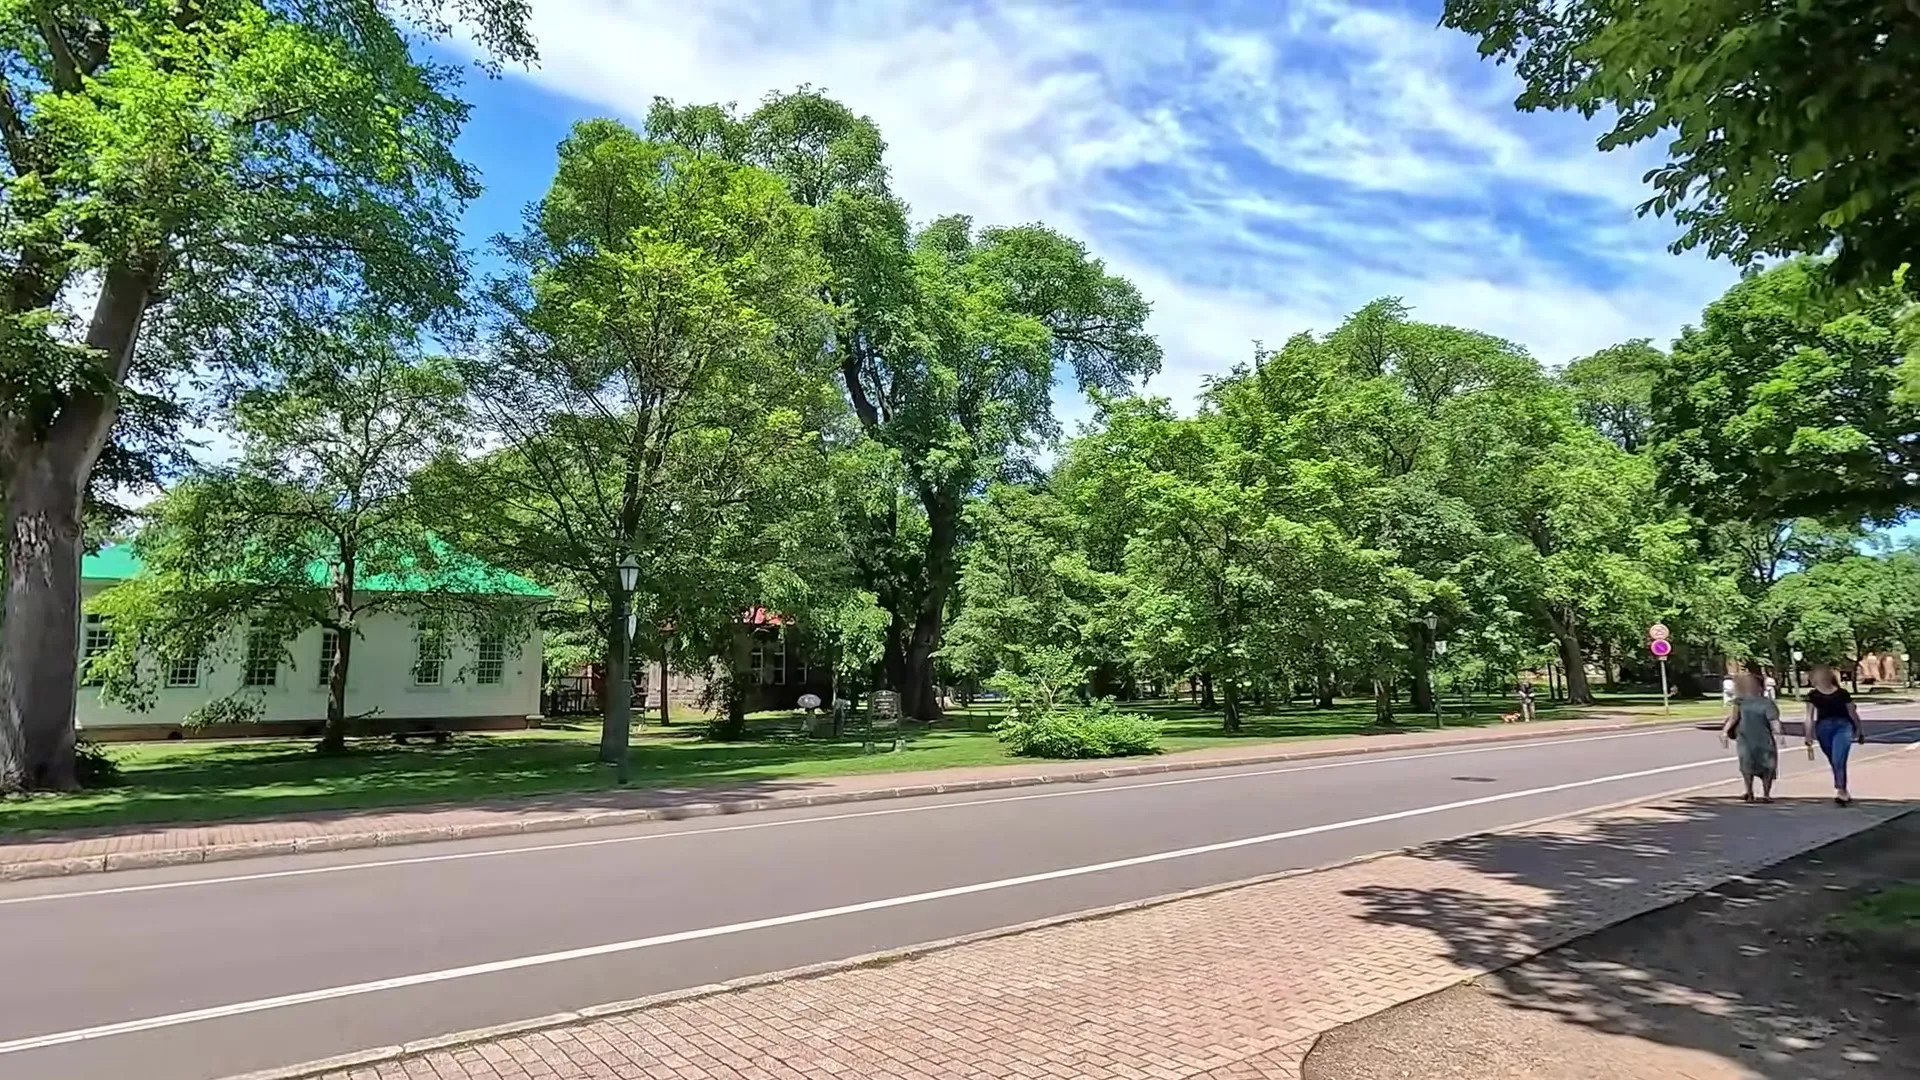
472, 0, 1737, 411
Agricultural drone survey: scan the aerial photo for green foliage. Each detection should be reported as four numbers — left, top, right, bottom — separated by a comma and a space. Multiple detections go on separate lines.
73, 736, 122, 789
645, 88, 1162, 720
1562, 340, 1661, 453
1443, 0, 1920, 282
1651, 261, 1919, 523
1, 0, 533, 791
994, 700, 1163, 760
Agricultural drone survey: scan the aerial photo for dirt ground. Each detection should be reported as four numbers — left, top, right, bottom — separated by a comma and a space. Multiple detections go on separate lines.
1305, 813, 1920, 1080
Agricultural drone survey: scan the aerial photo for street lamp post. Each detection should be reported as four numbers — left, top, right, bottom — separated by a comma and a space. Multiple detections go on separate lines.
1422, 611, 1441, 729
611, 552, 640, 785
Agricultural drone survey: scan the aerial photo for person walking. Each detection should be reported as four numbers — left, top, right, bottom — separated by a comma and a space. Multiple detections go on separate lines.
1722, 672, 1781, 803
1517, 679, 1537, 723
1805, 666, 1866, 806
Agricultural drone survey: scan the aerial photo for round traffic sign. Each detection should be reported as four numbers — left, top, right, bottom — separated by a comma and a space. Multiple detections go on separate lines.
1648, 623, 1670, 642
1650, 639, 1672, 657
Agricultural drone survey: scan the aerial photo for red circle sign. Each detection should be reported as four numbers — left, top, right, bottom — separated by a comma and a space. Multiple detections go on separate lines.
1648, 623, 1670, 642
1650, 639, 1672, 657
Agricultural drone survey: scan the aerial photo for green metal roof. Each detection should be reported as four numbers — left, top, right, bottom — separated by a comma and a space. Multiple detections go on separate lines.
82, 540, 553, 598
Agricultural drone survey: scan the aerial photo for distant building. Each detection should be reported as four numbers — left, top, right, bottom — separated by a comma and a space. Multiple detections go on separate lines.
564, 609, 833, 719
77, 544, 551, 741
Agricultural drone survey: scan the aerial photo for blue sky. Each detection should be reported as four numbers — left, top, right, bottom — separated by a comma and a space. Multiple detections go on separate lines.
440, 0, 1742, 422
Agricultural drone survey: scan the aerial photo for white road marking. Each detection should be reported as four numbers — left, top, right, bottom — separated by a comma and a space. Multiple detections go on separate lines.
0, 753, 1738, 1055
0, 726, 1701, 907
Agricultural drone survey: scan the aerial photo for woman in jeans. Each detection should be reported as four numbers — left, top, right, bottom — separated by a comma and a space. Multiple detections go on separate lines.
1804, 666, 1866, 806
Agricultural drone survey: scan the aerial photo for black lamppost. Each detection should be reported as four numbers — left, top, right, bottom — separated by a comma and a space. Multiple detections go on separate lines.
1422, 611, 1442, 729
611, 551, 640, 785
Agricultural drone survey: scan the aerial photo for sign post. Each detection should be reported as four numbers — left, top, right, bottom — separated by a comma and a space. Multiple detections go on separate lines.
1650, 636, 1672, 716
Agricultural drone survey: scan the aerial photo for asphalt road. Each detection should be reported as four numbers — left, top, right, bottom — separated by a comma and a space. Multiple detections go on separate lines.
1, 709, 1913, 1080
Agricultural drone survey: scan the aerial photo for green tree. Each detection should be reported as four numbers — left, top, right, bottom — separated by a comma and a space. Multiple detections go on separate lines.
1443, 0, 1920, 281
1651, 261, 1919, 524
1771, 554, 1901, 686
444, 117, 841, 753
0, 0, 534, 791
88, 330, 533, 752
1562, 340, 1661, 453
651, 90, 1161, 723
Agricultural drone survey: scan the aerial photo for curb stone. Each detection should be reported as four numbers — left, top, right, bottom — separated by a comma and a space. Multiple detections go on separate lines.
0, 716, 1713, 882
218, 740, 1917, 1080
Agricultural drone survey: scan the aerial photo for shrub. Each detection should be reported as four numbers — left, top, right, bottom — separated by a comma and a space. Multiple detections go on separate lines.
75, 737, 125, 789
995, 700, 1163, 759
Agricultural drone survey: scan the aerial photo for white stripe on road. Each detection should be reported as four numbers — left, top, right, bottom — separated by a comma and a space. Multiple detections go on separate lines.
0, 752, 1738, 1056
0, 726, 1702, 908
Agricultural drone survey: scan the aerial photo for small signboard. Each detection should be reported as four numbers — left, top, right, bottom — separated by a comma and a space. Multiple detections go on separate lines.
869, 690, 901, 719
1648, 622, 1670, 642
1650, 638, 1672, 657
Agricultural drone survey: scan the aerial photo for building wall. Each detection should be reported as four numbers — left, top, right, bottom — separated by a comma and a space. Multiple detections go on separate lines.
76, 579, 544, 740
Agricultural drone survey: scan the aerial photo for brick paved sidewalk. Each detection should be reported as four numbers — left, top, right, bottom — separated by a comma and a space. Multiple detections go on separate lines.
272, 742, 1919, 1080
1, 712, 1693, 880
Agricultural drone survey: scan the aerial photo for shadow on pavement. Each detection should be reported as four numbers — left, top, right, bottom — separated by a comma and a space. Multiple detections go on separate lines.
1312, 725, 1920, 1079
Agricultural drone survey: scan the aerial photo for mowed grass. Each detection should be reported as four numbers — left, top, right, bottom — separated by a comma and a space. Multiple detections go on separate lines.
0, 693, 1719, 835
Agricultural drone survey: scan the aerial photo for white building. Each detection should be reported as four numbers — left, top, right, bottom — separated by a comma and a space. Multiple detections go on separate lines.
77, 545, 550, 742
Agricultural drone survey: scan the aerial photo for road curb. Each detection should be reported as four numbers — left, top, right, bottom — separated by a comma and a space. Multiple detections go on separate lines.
215, 738, 1917, 1080
0, 716, 1714, 883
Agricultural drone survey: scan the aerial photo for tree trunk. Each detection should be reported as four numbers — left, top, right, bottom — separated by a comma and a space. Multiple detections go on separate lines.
1558, 631, 1593, 704
1600, 640, 1617, 692
320, 625, 354, 754
600, 585, 632, 762
1221, 678, 1242, 733
0, 264, 153, 793
658, 641, 672, 726
900, 492, 960, 724
0, 453, 86, 792
1199, 672, 1217, 710
711, 628, 751, 741
1407, 626, 1434, 713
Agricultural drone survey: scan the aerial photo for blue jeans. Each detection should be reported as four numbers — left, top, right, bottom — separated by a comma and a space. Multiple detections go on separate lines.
1814, 719, 1854, 790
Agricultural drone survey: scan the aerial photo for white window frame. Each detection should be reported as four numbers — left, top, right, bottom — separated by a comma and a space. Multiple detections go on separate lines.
412, 618, 448, 687
166, 653, 203, 689
243, 632, 279, 688
475, 631, 506, 686
81, 613, 114, 688
317, 629, 339, 688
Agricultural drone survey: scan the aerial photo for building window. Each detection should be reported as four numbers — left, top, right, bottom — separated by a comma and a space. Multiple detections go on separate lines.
244, 632, 278, 688
81, 614, 114, 687
412, 618, 447, 686
166, 653, 202, 689
476, 632, 506, 685
747, 636, 787, 685
317, 629, 339, 688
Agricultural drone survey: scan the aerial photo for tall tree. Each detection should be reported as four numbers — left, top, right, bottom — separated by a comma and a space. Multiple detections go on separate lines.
653, 90, 1161, 721
0, 0, 534, 791
446, 117, 839, 754
1443, 0, 1920, 282
88, 329, 530, 752
1562, 340, 1661, 453
1651, 260, 1919, 524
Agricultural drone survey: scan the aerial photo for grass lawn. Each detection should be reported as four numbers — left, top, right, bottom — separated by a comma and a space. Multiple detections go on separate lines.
1, 692, 1719, 836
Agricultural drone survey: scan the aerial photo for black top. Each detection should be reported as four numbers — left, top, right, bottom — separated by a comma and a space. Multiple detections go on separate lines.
1806, 687, 1853, 723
